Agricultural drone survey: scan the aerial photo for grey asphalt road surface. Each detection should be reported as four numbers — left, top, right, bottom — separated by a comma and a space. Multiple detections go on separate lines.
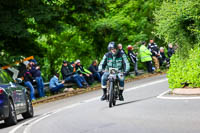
1, 74, 200, 133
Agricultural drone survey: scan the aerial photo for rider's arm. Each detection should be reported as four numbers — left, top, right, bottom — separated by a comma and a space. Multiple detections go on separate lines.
122, 54, 130, 73
98, 54, 107, 72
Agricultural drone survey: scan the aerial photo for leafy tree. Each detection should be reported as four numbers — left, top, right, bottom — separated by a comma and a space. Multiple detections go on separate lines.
154, 0, 200, 89
0, 0, 165, 81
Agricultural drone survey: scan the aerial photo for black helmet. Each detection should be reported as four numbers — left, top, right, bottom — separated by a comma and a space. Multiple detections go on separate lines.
107, 41, 117, 51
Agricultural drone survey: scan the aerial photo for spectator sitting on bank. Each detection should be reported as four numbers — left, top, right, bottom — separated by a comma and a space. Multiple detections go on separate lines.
61, 61, 88, 88
70, 61, 88, 87
29, 59, 45, 98
88, 60, 101, 82
49, 72, 74, 93
158, 47, 170, 67
75, 59, 94, 85
23, 64, 36, 101
127, 45, 138, 76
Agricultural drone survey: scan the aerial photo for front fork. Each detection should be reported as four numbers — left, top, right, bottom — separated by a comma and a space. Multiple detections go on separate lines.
107, 78, 119, 100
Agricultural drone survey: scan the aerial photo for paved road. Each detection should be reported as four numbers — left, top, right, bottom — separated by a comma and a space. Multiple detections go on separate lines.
1, 74, 200, 133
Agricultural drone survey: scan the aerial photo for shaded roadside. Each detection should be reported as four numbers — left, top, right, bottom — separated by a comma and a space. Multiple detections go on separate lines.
32, 71, 166, 106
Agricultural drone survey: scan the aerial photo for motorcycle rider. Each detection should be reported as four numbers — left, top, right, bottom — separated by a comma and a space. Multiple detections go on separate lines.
98, 42, 130, 101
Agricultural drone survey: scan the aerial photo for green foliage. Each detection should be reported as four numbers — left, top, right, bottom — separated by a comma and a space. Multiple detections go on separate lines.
0, 0, 164, 81
155, 0, 200, 89
167, 45, 200, 89
154, 0, 200, 53
0, 50, 25, 67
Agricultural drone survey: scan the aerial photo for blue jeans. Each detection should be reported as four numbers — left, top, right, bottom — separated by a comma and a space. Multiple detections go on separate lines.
24, 81, 36, 101
65, 74, 83, 88
50, 84, 64, 93
35, 76, 45, 97
78, 75, 87, 84
101, 72, 125, 90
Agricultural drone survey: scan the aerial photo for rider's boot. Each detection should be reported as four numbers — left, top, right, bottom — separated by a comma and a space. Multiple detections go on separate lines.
101, 88, 107, 101
119, 90, 124, 101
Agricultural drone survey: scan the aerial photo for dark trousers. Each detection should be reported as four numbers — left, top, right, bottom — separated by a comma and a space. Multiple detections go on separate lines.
93, 72, 101, 82
50, 84, 64, 93
145, 61, 153, 73
84, 75, 94, 85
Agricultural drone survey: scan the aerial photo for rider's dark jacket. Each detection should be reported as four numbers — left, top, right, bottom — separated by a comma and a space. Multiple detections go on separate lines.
98, 51, 130, 73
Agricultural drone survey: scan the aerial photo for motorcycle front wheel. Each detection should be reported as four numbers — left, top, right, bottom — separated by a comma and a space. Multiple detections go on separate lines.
109, 81, 114, 108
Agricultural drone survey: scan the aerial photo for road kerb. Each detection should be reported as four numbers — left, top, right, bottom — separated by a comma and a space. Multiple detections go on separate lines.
32, 72, 166, 106
172, 88, 200, 95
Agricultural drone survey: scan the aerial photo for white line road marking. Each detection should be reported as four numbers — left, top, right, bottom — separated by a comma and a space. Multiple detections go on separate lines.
9, 78, 168, 133
126, 79, 168, 92
9, 113, 50, 133
23, 114, 51, 133
157, 90, 200, 100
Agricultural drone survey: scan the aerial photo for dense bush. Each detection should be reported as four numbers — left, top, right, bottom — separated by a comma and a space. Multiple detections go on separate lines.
154, 0, 200, 89
168, 46, 200, 89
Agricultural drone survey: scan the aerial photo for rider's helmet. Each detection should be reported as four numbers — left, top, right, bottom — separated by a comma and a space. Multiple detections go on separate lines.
107, 41, 117, 51
127, 45, 133, 50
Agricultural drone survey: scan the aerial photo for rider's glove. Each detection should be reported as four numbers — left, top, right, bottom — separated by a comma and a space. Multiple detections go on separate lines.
124, 71, 129, 76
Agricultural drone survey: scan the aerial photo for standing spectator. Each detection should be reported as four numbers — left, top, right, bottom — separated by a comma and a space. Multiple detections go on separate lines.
61, 61, 87, 88
29, 59, 45, 98
24, 64, 36, 101
139, 41, 153, 73
75, 60, 94, 85
49, 73, 72, 93
118, 43, 127, 55
148, 40, 160, 71
158, 47, 169, 67
17, 60, 27, 79
168, 43, 175, 59
88, 60, 101, 82
127, 45, 138, 76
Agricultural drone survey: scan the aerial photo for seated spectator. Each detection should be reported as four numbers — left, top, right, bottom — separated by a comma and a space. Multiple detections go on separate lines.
49, 73, 65, 93
127, 45, 138, 76
159, 47, 170, 67
29, 59, 45, 98
23, 64, 36, 101
75, 59, 94, 85
88, 60, 101, 82
70, 61, 88, 87
61, 61, 88, 88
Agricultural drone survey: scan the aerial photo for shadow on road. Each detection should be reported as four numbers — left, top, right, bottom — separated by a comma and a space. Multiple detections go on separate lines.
115, 96, 155, 107
0, 123, 6, 129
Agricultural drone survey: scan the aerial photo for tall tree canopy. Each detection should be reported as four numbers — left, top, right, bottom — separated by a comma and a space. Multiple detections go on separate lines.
0, 0, 162, 80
